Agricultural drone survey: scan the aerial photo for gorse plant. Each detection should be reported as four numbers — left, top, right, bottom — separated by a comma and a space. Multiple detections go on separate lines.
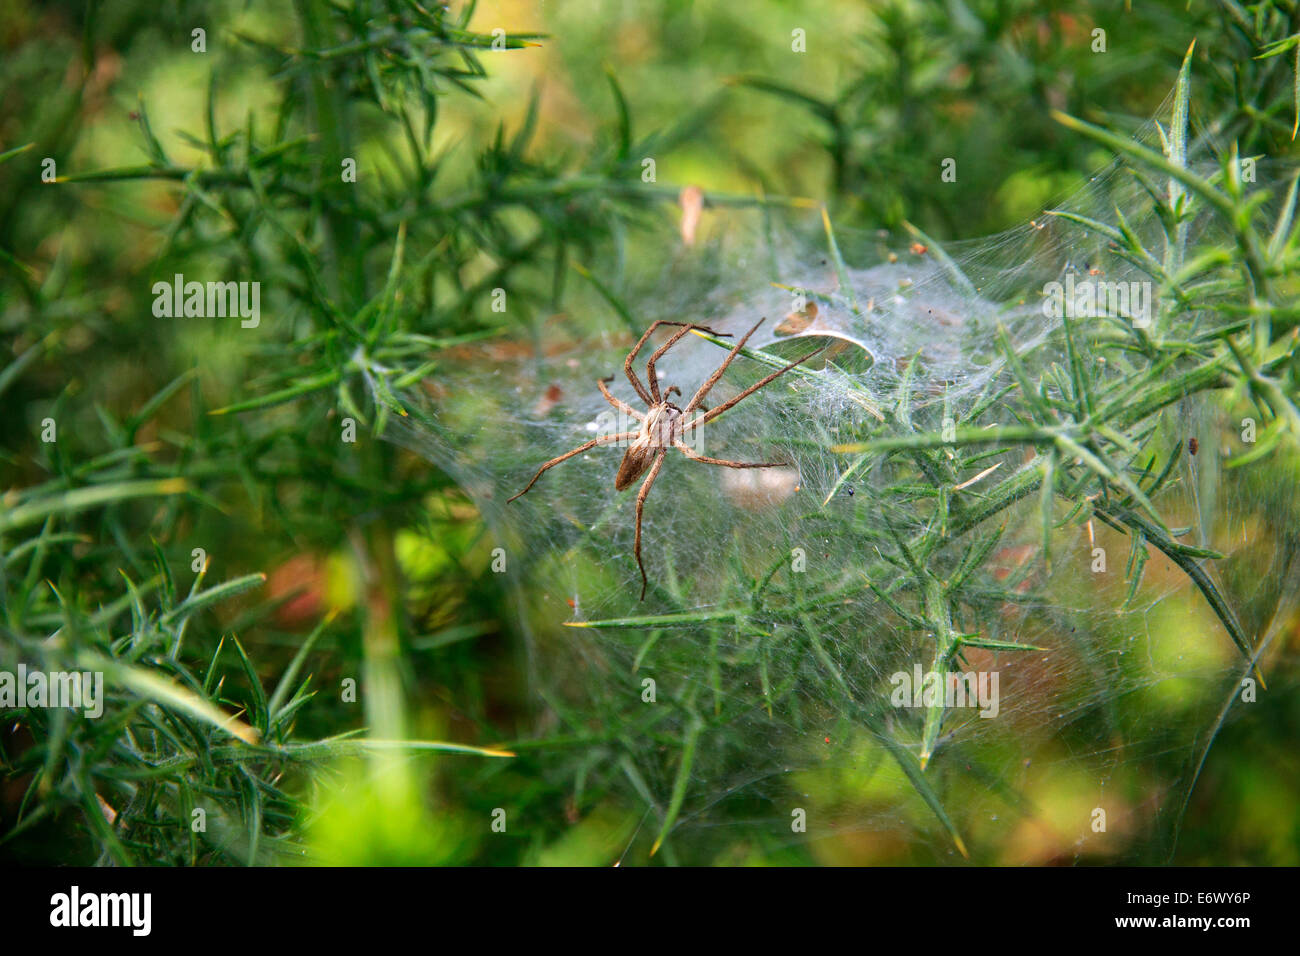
3, 0, 588, 865
2, 0, 1299, 865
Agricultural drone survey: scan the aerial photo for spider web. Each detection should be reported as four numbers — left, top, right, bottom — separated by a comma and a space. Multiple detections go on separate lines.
373, 91, 1300, 864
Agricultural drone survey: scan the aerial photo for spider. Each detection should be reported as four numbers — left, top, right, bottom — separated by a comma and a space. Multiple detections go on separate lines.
507, 317, 826, 600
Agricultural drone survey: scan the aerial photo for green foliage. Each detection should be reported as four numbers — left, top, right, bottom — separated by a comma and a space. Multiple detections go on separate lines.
2, 0, 1299, 865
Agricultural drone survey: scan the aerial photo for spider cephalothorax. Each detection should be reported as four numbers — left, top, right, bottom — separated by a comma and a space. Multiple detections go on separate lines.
508, 318, 825, 600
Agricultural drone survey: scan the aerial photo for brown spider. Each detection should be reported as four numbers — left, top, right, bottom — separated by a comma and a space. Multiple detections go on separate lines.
507, 317, 826, 600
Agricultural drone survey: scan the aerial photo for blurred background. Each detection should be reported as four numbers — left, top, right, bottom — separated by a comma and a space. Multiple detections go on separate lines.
2, 0, 1298, 865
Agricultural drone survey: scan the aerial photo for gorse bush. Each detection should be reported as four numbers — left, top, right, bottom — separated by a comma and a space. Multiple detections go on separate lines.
2, 0, 1299, 865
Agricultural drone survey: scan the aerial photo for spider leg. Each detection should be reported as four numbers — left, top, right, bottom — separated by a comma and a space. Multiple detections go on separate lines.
633, 450, 667, 601
682, 343, 827, 432
644, 324, 706, 403
681, 317, 766, 415
673, 441, 789, 469
625, 320, 729, 407
507, 430, 639, 503
598, 376, 645, 421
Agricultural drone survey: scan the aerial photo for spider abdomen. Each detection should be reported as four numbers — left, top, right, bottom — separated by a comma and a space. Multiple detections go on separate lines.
615, 443, 656, 490
615, 402, 680, 490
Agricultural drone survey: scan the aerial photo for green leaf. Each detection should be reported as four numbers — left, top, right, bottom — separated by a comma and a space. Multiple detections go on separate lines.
955, 635, 1045, 652
821, 206, 861, 315
650, 717, 702, 856
564, 609, 741, 629
0, 142, 35, 165
160, 573, 267, 627
268, 609, 337, 722
605, 66, 632, 161
875, 730, 969, 859
0, 479, 189, 534
81, 652, 260, 744
903, 220, 977, 300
